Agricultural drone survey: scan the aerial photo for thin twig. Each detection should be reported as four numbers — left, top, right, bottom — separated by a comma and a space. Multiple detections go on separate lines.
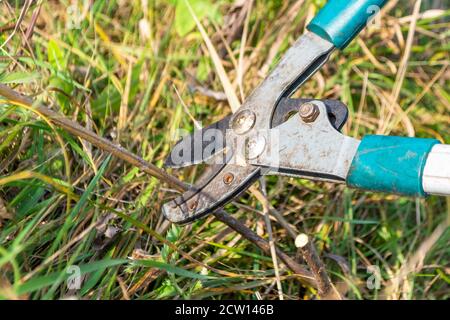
258, 178, 284, 300
213, 210, 315, 285
295, 233, 341, 300
0, 84, 187, 192
24, 1, 42, 43
0, 0, 32, 51
0, 23, 16, 34
379, 0, 422, 135
249, 184, 337, 296
185, 0, 241, 112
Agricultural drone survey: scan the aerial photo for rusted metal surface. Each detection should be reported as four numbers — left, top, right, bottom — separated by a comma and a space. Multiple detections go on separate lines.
253, 101, 360, 183
163, 32, 335, 224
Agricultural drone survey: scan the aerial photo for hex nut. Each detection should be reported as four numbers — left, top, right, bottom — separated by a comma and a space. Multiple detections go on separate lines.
299, 102, 320, 123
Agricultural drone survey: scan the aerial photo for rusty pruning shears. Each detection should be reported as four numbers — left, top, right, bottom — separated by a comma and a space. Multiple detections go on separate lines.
162, 0, 450, 224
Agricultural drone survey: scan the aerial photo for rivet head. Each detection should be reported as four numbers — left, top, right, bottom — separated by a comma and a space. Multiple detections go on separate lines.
246, 136, 266, 160
223, 173, 235, 185
231, 110, 256, 135
299, 102, 320, 123
188, 200, 198, 212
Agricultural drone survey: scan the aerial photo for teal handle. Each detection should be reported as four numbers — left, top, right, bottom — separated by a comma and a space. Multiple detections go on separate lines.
347, 135, 440, 196
307, 0, 388, 49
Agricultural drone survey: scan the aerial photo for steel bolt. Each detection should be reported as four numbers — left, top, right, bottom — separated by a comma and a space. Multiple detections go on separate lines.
299, 102, 320, 123
231, 110, 256, 135
246, 136, 266, 160
223, 173, 235, 185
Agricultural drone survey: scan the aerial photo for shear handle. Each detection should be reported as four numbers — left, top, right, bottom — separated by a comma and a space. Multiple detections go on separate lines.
347, 136, 450, 196
308, 0, 388, 49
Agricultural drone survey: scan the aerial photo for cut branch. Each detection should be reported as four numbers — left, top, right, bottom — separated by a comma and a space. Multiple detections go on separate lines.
296, 233, 341, 300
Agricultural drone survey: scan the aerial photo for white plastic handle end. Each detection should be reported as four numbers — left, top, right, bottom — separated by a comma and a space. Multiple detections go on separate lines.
423, 144, 450, 196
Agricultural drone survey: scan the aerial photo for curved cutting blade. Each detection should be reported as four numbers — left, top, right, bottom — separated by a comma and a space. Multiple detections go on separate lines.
164, 115, 231, 169
162, 163, 260, 224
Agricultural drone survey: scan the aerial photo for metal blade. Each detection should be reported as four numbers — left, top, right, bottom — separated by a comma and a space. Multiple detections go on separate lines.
163, 163, 260, 224
164, 115, 231, 168
164, 98, 348, 168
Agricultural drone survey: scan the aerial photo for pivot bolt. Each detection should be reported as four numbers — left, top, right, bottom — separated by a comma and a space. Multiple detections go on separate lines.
231, 110, 256, 135
299, 102, 320, 123
246, 136, 266, 160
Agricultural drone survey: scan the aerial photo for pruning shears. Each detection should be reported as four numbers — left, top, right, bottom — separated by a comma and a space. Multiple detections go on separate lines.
163, 0, 450, 224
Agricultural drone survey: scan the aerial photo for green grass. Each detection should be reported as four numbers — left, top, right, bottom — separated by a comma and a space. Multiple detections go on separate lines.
0, 0, 449, 300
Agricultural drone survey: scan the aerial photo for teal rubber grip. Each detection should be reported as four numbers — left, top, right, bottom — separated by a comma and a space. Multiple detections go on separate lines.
307, 0, 388, 49
347, 135, 440, 196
